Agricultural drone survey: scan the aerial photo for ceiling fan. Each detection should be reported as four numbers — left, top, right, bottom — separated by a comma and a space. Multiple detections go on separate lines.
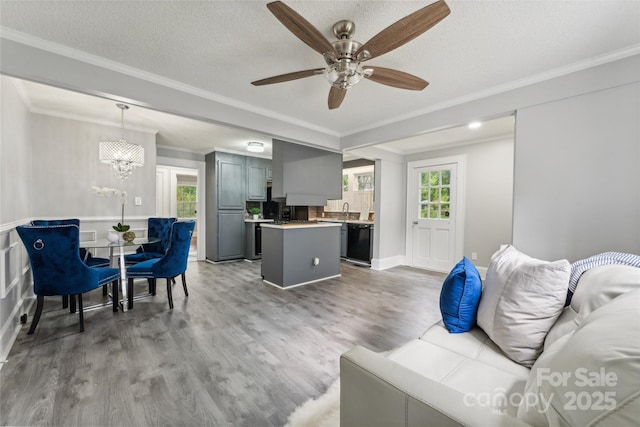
251, 0, 451, 110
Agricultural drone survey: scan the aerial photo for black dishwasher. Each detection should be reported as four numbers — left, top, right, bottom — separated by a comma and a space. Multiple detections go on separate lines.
347, 223, 373, 264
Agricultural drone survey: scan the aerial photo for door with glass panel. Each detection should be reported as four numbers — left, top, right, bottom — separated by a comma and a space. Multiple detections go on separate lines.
409, 162, 458, 272
176, 173, 198, 252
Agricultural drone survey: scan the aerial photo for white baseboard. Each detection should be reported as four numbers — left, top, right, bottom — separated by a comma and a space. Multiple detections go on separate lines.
371, 255, 406, 271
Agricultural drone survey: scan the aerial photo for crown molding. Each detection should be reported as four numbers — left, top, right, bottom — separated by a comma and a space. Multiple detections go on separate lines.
343, 44, 640, 138
28, 106, 159, 134
0, 28, 340, 139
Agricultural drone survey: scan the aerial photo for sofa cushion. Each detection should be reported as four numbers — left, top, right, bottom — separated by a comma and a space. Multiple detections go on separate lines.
388, 338, 529, 417
420, 321, 529, 378
544, 264, 640, 350
477, 245, 570, 367
439, 257, 483, 333
517, 289, 640, 427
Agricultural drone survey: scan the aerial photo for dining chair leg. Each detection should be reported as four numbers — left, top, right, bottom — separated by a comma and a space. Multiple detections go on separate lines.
181, 273, 188, 296
148, 278, 155, 295
78, 293, 85, 332
112, 279, 119, 312
150, 278, 156, 295
166, 278, 174, 309
127, 278, 134, 310
62, 295, 69, 309
69, 295, 77, 313
102, 284, 108, 296
28, 295, 44, 335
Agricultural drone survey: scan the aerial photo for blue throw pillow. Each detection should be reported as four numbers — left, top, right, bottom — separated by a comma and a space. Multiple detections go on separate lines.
439, 257, 482, 333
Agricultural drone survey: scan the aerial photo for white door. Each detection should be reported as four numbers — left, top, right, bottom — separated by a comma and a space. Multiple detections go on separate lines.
407, 157, 465, 272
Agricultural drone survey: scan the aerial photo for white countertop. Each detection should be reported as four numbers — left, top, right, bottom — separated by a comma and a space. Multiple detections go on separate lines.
261, 222, 342, 229
244, 219, 275, 223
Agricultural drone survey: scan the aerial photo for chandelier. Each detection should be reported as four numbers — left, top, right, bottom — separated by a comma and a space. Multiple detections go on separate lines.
99, 103, 144, 180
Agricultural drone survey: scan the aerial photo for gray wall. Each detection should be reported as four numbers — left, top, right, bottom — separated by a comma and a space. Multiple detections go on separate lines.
513, 82, 640, 261
30, 113, 157, 220
0, 76, 33, 365
405, 138, 514, 268
372, 158, 406, 269
0, 77, 32, 223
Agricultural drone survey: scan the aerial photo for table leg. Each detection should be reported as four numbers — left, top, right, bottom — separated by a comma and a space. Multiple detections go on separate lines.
118, 247, 128, 312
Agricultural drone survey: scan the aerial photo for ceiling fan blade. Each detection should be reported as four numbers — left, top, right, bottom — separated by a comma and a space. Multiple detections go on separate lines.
328, 86, 347, 110
267, 1, 337, 56
356, 0, 450, 60
364, 67, 429, 90
251, 68, 324, 86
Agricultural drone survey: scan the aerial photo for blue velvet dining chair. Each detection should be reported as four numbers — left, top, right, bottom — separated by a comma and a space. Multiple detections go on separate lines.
16, 224, 120, 334
124, 217, 177, 265
126, 221, 195, 310
31, 219, 110, 268
31, 218, 111, 308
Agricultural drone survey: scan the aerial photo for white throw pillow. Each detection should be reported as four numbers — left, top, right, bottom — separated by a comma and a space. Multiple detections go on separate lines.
517, 289, 640, 427
477, 245, 570, 367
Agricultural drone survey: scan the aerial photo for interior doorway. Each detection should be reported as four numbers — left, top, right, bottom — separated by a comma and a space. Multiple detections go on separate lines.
156, 166, 199, 257
406, 155, 465, 273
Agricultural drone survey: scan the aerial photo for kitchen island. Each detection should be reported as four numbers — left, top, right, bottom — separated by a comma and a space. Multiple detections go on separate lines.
261, 221, 341, 289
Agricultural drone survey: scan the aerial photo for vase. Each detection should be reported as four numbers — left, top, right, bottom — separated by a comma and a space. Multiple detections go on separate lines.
107, 230, 125, 243
253, 214, 259, 220
123, 231, 136, 243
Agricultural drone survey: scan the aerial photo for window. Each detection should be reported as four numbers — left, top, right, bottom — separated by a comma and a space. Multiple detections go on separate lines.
176, 174, 197, 219
419, 169, 450, 219
356, 173, 374, 191
343, 174, 349, 192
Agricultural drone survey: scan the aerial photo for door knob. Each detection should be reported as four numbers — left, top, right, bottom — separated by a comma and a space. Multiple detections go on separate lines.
412, 221, 418, 225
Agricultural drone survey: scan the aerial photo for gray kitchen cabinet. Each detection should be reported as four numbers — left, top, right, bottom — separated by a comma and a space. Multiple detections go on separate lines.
217, 152, 246, 209
340, 222, 348, 257
247, 157, 268, 201
217, 211, 245, 260
205, 151, 247, 262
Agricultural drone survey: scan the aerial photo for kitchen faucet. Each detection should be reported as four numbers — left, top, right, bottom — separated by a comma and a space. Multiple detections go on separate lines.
343, 202, 350, 219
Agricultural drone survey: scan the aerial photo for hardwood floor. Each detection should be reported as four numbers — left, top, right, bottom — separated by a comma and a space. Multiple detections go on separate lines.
0, 260, 445, 427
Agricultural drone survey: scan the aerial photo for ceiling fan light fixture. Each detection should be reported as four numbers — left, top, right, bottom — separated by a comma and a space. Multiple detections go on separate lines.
247, 141, 265, 153
324, 61, 366, 89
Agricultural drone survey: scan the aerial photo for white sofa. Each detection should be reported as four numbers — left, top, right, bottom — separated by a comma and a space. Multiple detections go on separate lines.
340, 261, 640, 426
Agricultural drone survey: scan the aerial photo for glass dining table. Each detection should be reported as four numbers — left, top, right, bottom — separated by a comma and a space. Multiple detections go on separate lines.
81, 237, 160, 312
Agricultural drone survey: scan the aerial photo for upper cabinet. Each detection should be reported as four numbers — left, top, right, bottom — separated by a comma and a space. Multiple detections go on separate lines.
271, 139, 342, 206
247, 157, 270, 201
216, 152, 246, 209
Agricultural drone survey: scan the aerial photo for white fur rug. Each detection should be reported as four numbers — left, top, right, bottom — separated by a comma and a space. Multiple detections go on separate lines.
284, 379, 340, 427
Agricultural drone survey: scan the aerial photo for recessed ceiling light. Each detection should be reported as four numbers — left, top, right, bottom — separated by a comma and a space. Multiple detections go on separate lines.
468, 121, 482, 129
247, 141, 264, 153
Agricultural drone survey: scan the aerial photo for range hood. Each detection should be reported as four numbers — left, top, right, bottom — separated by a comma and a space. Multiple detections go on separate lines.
271, 139, 342, 206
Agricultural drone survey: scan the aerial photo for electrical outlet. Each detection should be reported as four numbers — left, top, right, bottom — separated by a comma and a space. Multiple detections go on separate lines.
471, 252, 478, 261
135, 197, 142, 206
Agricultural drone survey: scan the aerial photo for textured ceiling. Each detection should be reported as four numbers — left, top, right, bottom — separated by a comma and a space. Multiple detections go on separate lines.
1, 0, 639, 152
